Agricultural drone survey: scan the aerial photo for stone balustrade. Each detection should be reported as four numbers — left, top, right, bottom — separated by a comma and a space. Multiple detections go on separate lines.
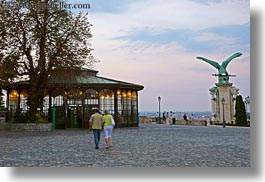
140, 116, 207, 126
0, 122, 52, 132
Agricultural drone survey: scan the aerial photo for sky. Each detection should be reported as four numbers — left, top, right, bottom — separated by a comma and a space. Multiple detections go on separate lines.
63, 0, 249, 112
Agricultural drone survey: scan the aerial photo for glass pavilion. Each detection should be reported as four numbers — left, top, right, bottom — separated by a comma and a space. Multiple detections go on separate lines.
3, 68, 144, 129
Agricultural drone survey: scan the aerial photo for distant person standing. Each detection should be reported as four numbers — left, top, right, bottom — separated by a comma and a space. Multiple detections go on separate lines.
191, 114, 194, 120
162, 112, 166, 124
183, 113, 188, 124
169, 111, 173, 124
172, 112, 176, 125
165, 112, 170, 125
156, 112, 159, 123
103, 110, 114, 149
89, 109, 104, 149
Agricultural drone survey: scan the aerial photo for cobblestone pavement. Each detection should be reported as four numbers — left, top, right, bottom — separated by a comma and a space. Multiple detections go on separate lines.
0, 124, 250, 167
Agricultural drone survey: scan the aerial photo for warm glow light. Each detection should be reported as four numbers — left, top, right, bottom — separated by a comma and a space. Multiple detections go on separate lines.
132, 91, 137, 98
10, 90, 19, 98
122, 90, 127, 98
20, 90, 28, 98
127, 91, 131, 98
117, 90, 121, 95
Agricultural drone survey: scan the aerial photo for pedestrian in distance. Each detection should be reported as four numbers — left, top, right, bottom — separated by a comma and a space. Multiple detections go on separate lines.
89, 109, 104, 149
169, 111, 173, 125
183, 113, 188, 125
172, 112, 176, 125
162, 112, 166, 124
103, 110, 114, 149
165, 112, 170, 125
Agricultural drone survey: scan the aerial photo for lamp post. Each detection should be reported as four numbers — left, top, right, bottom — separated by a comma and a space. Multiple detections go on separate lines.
222, 98, 225, 128
158, 96, 161, 124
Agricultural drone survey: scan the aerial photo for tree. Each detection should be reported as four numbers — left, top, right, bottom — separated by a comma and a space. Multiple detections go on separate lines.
235, 95, 248, 126
0, 0, 97, 117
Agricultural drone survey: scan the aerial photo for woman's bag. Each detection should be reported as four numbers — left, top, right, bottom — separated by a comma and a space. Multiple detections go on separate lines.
111, 117, 115, 127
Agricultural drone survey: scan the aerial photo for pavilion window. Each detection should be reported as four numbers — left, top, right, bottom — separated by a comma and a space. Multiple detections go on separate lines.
20, 90, 28, 113
52, 95, 64, 106
84, 89, 99, 105
43, 95, 50, 117
125, 91, 132, 124
132, 91, 138, 122
99, 89, 114, 114
9, 90, 19, 112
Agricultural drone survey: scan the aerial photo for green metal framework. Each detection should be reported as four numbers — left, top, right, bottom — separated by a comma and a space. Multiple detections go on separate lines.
3, 69, 144, 128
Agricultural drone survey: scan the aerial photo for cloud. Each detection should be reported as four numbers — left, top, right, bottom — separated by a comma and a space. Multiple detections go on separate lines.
87, 0, 250, 111
193, 32, 235, 43
90, 0, 249, 37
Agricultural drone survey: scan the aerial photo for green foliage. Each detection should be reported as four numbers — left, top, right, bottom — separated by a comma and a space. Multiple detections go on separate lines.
0, 0, 97, 120
13, 110, 32, 123
8, 111, 47, 123
8, 117, 15, 124
34, 113, 48, 124
235, 95, 248, 126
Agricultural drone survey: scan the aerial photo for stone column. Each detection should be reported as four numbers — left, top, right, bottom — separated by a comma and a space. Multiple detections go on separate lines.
209, 87, 218, 123
230, 87, 239, 124
216, 83, 233, 124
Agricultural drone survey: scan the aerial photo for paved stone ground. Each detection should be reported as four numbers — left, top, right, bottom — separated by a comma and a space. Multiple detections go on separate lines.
0, 124, 250, 167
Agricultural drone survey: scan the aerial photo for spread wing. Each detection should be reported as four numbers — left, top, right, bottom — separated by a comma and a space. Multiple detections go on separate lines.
221, 52, 243, 69
196, 56, 220, 70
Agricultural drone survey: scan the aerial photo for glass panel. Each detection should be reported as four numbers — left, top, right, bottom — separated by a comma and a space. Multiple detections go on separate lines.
9, 90, 19, 112
20, 90, 28, 113
99, 89, 114, 114
52, 95, 64, 106
43, 95, 49, 118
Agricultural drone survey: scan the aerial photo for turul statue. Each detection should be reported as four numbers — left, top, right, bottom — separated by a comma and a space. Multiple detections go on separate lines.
196, 52, 243, 84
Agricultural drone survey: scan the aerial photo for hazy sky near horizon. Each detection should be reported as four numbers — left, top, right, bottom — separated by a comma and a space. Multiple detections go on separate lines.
70, 0, 250, 112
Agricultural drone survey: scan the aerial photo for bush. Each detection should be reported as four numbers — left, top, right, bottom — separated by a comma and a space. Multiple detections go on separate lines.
14, 111, 32, 123
8, 117, 15, 123
235, 95, 248, 126
8, 111, 48, 124
34, 113, 48, 124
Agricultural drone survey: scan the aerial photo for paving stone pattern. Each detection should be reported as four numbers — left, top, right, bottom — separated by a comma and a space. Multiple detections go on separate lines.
0, 124, 250, 167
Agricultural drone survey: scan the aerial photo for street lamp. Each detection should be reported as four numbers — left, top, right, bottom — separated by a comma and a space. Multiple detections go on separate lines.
222, 98, 225, 128
158, 96, 161, 124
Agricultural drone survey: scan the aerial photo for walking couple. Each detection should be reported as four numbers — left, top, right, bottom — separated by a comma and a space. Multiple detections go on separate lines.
89, 109, 115, 149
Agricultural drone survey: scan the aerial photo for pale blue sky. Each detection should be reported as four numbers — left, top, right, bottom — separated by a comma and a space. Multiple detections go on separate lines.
68, 0, 250, 112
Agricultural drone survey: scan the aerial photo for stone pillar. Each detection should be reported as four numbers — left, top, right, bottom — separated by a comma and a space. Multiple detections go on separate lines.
230, 86, 239, 124
209, 87, 218, 123
209, 84, 239, 124
214, 83, 239, 124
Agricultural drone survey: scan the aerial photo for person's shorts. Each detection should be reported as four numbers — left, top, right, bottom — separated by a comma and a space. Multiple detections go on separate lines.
104, 125, 113, 138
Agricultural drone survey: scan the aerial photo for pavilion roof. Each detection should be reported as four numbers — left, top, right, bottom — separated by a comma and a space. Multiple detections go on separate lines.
2, 68, 144, 91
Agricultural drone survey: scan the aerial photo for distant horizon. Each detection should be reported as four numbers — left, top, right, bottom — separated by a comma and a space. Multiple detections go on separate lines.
139, 110, 211, 113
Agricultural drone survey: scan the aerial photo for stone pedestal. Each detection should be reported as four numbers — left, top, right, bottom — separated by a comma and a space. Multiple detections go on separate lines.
209, 83, 239, 124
